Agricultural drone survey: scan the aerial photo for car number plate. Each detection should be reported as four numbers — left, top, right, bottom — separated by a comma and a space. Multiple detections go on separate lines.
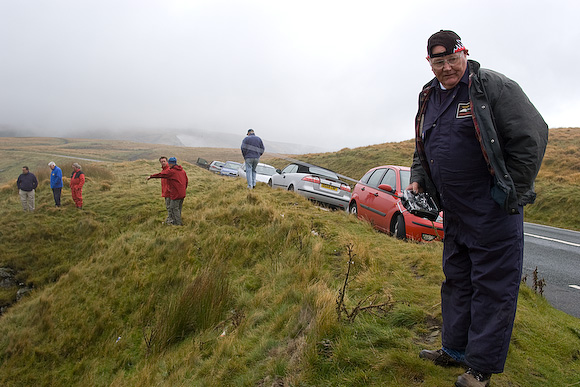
321, 183, 338, 191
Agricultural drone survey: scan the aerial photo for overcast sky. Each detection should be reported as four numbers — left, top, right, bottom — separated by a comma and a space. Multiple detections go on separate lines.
1, 0, 578, 151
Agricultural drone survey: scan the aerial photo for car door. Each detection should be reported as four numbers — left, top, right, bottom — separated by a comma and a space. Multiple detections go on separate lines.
272, 164, 298, 189
357, 168, 386, 227
373, 168, 399, 232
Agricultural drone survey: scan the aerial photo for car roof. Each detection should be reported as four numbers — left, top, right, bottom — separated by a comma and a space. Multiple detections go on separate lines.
285, 161, 335, 172
368, 165, 409, 172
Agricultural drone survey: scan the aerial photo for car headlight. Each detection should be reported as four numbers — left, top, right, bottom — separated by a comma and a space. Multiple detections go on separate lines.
422, 233, 437, 241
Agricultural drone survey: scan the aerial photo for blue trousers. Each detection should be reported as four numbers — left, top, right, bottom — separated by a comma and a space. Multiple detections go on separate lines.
245, 158, 259, 188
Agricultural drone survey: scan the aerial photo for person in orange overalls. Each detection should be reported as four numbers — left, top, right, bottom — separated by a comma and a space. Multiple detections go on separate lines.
70, 163, 85, 209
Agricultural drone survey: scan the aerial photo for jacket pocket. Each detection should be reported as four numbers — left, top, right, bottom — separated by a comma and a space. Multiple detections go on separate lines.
490, 178, 509, 212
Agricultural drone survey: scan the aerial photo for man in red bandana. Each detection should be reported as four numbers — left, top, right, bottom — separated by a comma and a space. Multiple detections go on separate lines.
410, 30, 548, 387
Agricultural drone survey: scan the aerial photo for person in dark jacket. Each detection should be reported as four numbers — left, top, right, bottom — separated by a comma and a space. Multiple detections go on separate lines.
147, 157, 188, 225
48, 161, 63, 207
241, 128, 265, 189
70, 163, 85, 209
17, 166, 38, 212
409, 30, 548, 387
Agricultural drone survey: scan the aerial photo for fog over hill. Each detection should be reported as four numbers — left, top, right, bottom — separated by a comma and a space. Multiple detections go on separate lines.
0, 127, 328, 155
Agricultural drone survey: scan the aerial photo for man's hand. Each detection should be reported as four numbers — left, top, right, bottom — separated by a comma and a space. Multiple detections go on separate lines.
405, 182, 424, 193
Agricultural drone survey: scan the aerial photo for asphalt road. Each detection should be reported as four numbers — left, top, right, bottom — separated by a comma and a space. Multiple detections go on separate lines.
523, 222, 580, 318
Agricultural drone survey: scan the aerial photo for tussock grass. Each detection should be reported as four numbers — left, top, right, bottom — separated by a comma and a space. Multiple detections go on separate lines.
0, 132, 579, 386
152, 264, 231, 353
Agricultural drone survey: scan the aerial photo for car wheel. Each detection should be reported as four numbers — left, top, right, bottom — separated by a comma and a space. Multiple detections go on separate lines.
288, 184, 294, 192
394, 214, 406, 240
349, 201, 358, 216
268, 179, 273, 188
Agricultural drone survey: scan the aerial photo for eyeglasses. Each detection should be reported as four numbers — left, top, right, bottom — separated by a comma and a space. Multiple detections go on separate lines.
429, 53, 463, 70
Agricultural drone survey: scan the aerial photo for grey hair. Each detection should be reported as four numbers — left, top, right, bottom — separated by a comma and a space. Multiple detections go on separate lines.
48, 161, 56, 167
72, 163, 81, 169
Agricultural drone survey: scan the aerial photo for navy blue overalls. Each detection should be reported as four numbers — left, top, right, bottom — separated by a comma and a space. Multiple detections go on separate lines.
422, 68, 524, 374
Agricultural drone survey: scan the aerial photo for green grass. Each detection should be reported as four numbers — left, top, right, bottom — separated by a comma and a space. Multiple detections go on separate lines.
0, 131, 579, 386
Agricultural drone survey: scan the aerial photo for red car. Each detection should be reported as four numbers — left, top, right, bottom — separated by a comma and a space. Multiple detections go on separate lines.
348, 165, 444, 241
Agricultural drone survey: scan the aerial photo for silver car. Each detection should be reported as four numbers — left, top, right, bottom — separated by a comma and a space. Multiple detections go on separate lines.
268, 162, 351, 210
208, 160, 225, 173
220, 161, 242, 177
238, 162, 277, 184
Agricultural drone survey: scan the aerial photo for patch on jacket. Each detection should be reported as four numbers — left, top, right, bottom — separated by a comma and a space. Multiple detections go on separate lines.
456, 102, 471, 118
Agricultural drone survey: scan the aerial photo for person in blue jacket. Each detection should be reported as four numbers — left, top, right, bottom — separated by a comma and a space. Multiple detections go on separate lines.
409, 30, 548, 387
48, 161, 63, 207
241, 128, 265, 189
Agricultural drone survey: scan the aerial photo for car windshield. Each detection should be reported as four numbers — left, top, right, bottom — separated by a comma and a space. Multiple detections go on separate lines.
309, 166, 337, 179
399, 170, 411, 189
256, 165, 276, 176
224, 162, 240, 169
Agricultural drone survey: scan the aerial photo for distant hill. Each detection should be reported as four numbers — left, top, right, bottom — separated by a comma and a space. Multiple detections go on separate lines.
0, 127, 327, 155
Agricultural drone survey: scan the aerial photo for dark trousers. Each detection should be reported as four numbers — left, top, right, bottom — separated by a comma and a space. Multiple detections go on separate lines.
441, 210, 524, 374
52, 187, 62, 207
167, 198, 184, 225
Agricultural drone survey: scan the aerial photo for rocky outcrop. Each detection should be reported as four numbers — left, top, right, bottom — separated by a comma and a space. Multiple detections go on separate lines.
0, 267, 17, 288
0, 267, 31, 316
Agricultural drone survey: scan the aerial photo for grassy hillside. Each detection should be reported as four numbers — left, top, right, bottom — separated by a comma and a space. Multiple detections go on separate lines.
523, 127, 580, 230
0, 153, 579, 386
0, 137, 245, 186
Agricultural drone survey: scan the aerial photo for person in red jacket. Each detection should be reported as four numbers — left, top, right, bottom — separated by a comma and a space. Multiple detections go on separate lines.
70, 163, 85, 209
159, 156, 171, 223
147, 157, 188, 225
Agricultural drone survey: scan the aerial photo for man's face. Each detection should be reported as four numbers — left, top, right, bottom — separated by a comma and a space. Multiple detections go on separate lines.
160, 158, 168, 168
429, 45, 467, 90
22, 167, 28, 174
50, 165, 55, 170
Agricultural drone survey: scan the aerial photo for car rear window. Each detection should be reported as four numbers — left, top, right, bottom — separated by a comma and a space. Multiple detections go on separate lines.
224, 162, 240, 169
309, 166, 337, 179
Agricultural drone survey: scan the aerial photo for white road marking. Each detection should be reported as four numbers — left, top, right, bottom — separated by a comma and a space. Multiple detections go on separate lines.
524, 232, 580, 247
569, 285, 580, 290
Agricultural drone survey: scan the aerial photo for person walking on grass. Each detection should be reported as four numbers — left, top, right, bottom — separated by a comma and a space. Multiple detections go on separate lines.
48, 161, 63, 207
70, 163, 85, 209
241, 128, 265, 189
17, 166, 38, 212
408, 30, 548, 387
147, 157, 188, 225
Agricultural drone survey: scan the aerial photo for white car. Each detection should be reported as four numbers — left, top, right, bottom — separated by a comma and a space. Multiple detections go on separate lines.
268, 162, 351, 210
238, 162, 277, 183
